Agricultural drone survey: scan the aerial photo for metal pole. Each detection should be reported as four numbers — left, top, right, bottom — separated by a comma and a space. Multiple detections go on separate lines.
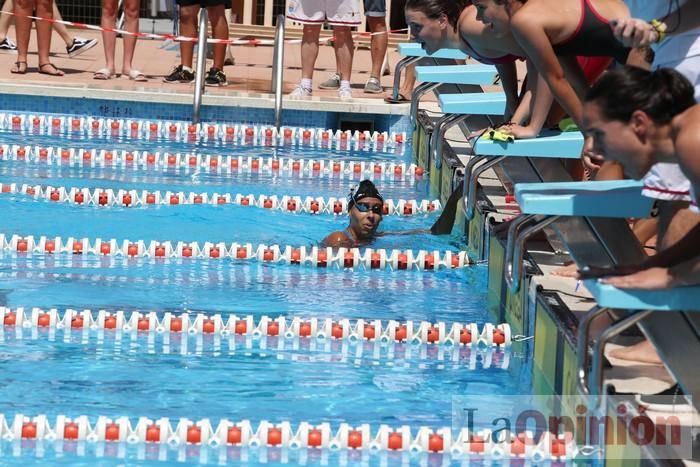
271, 15, 286, 133
192, 9, 209, 124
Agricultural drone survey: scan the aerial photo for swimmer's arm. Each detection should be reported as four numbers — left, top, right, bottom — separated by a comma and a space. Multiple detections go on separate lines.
642, 223, 700, 269
504, 68, 554, 139
494, 62, 519, 122
511, 13, 584, 129
321, 231, 354, 248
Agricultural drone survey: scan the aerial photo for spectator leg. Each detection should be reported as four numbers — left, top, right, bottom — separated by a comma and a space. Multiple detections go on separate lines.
333, 25, 353, 82
179, 4, 200, 68
367, 16, 386, 80
208, 4, 227, 70
0, 0, 14, 39
301, 24, 321, 80
121, 0, 139, 73
100, 0, 118, 72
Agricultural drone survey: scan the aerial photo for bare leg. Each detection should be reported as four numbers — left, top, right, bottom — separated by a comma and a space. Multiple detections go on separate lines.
179, 4, 199, 68
100, 0, 118, 74
207, 4, 227, 70
367, 16, 386, 80
120, 0, 139, 74
399, 63, 416, 97
300, 24, 321, 80
0, 0, 14, 39
12, 0, 29, 72
333, 26, 353, 82
52, 3, 72, 45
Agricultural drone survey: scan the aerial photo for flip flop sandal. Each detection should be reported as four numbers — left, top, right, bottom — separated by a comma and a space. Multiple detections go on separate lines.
125, 69, 147, 82
38, 63, 64, 76
384, 93, 410, 104
10, 61, 27, 74
93, 67, 115, 80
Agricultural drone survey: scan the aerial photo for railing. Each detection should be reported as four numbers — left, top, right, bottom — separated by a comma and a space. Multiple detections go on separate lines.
271, 15, 285, 133
192, 9, 209, 124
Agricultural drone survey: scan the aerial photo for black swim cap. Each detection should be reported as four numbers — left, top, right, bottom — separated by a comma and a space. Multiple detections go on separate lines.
348, 180, 384, 207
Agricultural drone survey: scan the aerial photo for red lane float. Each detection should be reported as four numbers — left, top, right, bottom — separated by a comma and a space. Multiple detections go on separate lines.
0, 116, 407, 151
0, 234, 470, 271
0, 307, 511, 347
0, 146, 421, 180
2, 182, 441, 215
0, 413, 577, 461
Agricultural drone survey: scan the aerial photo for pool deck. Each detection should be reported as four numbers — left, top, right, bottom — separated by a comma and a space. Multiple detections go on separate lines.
0, 27, 418, 115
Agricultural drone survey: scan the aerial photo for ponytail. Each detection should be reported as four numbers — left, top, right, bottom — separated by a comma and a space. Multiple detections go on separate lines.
585, 66, 696, 124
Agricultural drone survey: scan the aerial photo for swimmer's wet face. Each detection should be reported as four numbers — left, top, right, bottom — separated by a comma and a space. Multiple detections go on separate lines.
582, 101, 654, 179
405, 8, 446, 54
349, 197, 384, 239
472, 0, 511, 34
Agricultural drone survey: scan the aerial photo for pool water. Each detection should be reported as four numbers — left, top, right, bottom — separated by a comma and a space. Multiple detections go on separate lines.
0, 122, 532, 466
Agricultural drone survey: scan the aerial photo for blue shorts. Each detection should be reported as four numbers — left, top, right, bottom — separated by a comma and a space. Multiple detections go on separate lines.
363, 0, 385, 17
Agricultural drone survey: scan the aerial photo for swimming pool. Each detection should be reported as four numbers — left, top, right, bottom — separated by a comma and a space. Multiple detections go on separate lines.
0, 114, 532, 465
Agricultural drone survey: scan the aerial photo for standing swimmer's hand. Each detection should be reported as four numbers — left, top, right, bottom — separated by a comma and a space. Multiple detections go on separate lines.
611, 18, 660, 48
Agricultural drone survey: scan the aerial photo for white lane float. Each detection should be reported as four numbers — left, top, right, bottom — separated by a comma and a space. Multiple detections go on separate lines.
1, 234, 471, 271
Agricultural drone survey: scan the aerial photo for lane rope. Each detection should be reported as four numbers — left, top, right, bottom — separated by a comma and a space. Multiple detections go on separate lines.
0, 412, 578, 460
1, 182, 439, 215
0, 115, 407, 149
2, 234, 471, 270
0, 145, 421, 180
0, 307, 509, 346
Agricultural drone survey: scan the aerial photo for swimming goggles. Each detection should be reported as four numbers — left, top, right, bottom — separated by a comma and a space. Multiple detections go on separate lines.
354, 202, 383, 215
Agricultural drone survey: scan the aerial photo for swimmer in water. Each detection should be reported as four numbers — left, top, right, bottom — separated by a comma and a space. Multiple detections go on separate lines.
322, 180, 385, 248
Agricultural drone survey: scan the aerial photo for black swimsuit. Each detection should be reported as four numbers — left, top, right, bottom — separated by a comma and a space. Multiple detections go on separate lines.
551, 0, 631, 64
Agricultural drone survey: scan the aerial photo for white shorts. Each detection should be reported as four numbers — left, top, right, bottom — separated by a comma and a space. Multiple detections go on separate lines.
641, 40, 700, 202
287, 0, 361, 26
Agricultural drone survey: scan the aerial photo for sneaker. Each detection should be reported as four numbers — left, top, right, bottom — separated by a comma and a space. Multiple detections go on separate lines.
338, 87, 353, 102
205, 67, 227, 86
364, 77, 382, 94
164, 65, 195, 83
289, 84, 312, 99
0, 38, 17, 55
66, 37, 98, 58
319, 73, 340, 90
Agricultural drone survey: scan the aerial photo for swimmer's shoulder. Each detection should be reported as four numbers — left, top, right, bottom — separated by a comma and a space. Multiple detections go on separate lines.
322, 230, 354, 248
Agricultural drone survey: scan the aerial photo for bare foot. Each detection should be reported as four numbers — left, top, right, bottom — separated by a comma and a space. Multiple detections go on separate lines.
551, 263, 578, 277
609, 340, 663, 365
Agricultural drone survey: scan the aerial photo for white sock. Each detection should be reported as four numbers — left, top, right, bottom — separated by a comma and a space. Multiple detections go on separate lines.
301, 78, 312, 90
340, 80, 351, 91
182, 65, 193, 73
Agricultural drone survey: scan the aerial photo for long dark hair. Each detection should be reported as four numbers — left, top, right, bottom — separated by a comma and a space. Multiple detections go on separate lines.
585, 66, 696, 124
404, 0, 470, 31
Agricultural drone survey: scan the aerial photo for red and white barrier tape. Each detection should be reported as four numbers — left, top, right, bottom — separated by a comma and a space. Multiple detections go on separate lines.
2, 114, 407, 149
2, 234, 470, 270
0, 307, 509, 346
1, 147, 419, 181
0, 11, 408, 46
2, 182, 439, 216
0, 413, 577, 460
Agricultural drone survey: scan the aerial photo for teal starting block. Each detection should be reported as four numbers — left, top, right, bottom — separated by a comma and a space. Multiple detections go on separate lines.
415, 64, 498, 86
398, 42, 468, 60
438, 92, 507, 115
474, 130, 584, 158
584, 280, 700, 312
514, 180, 654, 218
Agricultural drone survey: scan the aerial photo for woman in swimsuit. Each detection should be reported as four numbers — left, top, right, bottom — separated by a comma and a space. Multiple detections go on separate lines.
471, 0, 635, 140
580, 66, 700, 289
404, 0, 617, 140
